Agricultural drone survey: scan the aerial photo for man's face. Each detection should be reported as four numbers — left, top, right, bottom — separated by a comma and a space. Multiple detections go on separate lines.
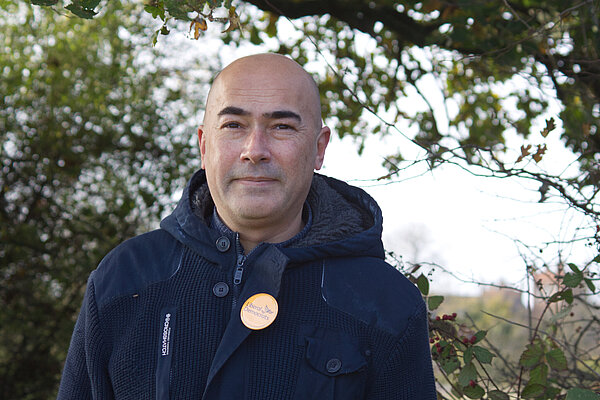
199, 56, 330, 231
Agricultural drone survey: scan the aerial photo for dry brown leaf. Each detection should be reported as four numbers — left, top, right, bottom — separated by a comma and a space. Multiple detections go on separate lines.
222, 6, 241, 33
540, 117, 556, 138
532, 144, 547, 163
189, 18, 207, 40
516, 144, 532, 163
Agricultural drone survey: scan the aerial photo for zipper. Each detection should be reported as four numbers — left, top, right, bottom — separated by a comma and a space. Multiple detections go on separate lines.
230, 236, 265, 313
231, 235, 247, 312
234, 255, 245, 284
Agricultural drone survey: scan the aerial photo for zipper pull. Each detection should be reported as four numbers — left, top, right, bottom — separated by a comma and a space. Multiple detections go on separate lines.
233, 266, 244, 285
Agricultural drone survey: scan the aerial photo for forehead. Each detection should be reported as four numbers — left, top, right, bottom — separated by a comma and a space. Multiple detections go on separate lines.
205, 59, 320, 121
210, 76, 309, 114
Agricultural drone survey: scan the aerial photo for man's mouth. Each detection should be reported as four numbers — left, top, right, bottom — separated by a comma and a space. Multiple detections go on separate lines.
235, 177, 277, 184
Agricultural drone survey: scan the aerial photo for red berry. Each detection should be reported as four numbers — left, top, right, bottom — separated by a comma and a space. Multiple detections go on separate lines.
452, 312, 457, 318
469, 380, 476, 387
470, 336, 477, 344
430, 338, 435, 343
436, 316, 441, 320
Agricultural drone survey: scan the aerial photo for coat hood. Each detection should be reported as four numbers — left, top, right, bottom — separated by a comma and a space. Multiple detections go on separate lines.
160, 169, 385, 264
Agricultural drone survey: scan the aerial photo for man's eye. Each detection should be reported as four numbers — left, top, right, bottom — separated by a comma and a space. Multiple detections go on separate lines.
222, 122, 241, 129
274, 124, 293, 130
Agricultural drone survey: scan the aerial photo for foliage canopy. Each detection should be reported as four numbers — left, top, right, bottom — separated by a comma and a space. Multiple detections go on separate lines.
0, 1, 204, 397
7, 0, 600, 398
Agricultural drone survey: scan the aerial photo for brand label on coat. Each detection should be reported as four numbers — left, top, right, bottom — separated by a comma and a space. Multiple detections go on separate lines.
240, 293, 278, 330
157, 306, 176, 400
161, 312, 172, 356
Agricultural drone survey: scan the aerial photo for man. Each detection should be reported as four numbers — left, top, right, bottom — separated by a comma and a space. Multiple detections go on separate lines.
58, 53, 437, 399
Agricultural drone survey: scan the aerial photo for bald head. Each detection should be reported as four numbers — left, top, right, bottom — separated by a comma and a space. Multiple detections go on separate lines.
205, 53, 323, 131
197, 53, 331, 250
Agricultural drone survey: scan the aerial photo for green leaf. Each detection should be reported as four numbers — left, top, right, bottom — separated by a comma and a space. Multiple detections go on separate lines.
472, 346, 494, 364
65, 3, 97, 18
451, 386, 463, 398
546, 348, 567, 370
568, 263, 581, 273
566, 388, 600, 400
458, 362, 477, 387
144, 4, 166, 20
547, 387, 562, 398
521, 383, 546, 398
427, 295, 444, 310
416, 274, 429, 296
529, 363, 548, 385
440, 357, 460, 374
519, 342, 544, 368
164, 0, 191, 20
548, 291, 562, 303
473, 330, 487, 344
487, 390, 510, 400
30, 0, 58, 5
584, 278, 596, 293
593, 255, 600, 264
79, 0, 100, 8
464, 346, 473, 363
563, 272, 583, 288
564, 288, 574, 304
463, 384, 485, 399
549, 288, 574, 304
151, 29, 160, 46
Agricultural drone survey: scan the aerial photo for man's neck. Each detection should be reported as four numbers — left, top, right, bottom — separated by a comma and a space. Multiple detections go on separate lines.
214, 210, 305, 255
238, 216, 304, 254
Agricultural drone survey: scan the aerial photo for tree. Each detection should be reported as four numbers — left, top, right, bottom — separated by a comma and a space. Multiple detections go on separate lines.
245, 0, 598, 155
0, 1, 206, 398
31, 0, 598, 208
11, 0, 600, 398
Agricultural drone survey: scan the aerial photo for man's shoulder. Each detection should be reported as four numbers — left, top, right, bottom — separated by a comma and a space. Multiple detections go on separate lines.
321, 256, 425, 337
91, 229, 182, 308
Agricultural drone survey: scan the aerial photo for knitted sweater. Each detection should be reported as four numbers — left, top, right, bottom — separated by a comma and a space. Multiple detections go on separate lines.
57, 170, 437, 399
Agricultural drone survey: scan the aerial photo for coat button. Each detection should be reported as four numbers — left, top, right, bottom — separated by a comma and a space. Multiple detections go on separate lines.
326, 358, 342, 373
212, 282, 229, 297
215, 236, 230, 252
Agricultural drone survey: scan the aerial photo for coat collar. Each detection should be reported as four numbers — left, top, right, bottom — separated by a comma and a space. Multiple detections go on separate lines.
160, 169, 385, 264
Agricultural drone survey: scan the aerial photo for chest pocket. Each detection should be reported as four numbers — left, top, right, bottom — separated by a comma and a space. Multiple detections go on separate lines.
293, 328, 368, 400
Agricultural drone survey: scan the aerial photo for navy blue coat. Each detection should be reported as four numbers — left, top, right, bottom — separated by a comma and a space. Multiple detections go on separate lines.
58, 170, 437, 399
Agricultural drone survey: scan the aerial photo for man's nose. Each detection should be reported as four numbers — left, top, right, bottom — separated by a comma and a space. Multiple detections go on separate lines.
240, 126, 271, 164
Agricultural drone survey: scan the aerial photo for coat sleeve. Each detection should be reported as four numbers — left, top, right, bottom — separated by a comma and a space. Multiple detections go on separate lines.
366, 301, 438, 399
57, 276, 112, 400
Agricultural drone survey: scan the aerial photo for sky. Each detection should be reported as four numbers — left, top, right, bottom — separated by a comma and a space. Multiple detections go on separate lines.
322, 131, 586, 296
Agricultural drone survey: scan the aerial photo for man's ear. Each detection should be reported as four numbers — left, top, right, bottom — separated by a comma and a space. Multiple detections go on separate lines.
198, 126, 206, 169
314, 126, 331, 170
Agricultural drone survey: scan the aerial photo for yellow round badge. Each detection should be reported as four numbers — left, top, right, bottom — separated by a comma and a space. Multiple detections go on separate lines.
240, 293, 278, 330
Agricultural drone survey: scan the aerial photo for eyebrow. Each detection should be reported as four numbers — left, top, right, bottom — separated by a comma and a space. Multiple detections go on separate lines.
218, 106, 250, 117
217, 106, 302, 123
264, 110, 302, 122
